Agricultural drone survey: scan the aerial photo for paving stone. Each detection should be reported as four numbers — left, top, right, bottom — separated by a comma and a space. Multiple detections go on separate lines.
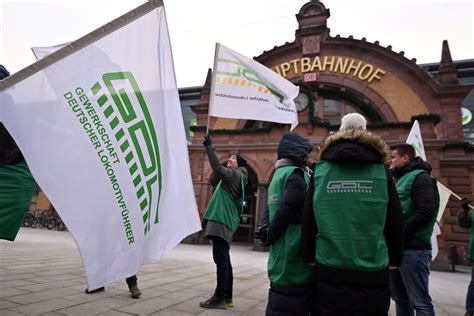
0, 288, 30, 298
159, 282, 194, 292
150, 309, 196, 316
3, 288, 78, 304
10, 298, 78, 314
239, 288, 268, 301
0, 310, 26, 316
198, 309, 242, 316
167, 296, 206, 314
98, 310, 136, 316
0, 298, 20, 309
118, 297, 178, 314
161, 289, 206, 302
16, 279, 81, 292
230, 297, 260, 312
56, 297, 133, 315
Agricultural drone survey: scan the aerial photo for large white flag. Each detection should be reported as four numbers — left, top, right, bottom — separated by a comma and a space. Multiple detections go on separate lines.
209, 43, 299, 130
0, 0, 201, 290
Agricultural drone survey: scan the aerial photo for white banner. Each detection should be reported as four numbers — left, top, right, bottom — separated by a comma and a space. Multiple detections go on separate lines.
209, 43, 299, 130
0, 2, 201, 290
437, 181, 453, 222
406, 120, 426, 160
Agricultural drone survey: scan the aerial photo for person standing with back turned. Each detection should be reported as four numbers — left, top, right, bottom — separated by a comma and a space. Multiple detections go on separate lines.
301, 113, 404, 315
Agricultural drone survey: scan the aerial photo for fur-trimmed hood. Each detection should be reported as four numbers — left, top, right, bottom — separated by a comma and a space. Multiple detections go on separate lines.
318, 129, 390, 163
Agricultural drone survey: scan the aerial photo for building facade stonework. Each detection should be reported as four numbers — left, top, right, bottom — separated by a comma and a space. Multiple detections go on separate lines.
189, 1, 474, 268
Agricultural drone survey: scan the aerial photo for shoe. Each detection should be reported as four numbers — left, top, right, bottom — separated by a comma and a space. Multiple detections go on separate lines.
225, 298, 233, 308
129, 285, 141, 299
465, 313, 474, 316
84, 287, 105, 294
199, 294, 226, 309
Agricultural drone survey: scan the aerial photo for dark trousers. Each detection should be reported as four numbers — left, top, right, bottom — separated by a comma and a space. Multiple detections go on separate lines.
467, 264, 474, 313
211, 236, 233, 299
125, 275, 137, 288
266, 283, 317, 316
316, 281, 390, 315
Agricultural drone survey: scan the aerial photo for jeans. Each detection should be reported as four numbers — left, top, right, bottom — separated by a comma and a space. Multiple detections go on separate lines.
467, 264, 474, 313
390, 249, 434, 316
211, 236, 233, 299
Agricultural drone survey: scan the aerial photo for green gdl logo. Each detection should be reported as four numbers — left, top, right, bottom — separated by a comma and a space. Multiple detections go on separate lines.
91, 72, 162, 235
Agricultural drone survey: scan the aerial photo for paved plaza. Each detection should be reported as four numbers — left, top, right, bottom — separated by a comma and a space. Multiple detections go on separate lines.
0, 228, 470, 315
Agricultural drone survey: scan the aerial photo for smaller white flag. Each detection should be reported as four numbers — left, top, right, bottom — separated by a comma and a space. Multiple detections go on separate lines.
31, 42, 70, 60
431, 223, 441, 259
406, 120, 426, 160
437, 181, 453, 222
209, 43, 299, 130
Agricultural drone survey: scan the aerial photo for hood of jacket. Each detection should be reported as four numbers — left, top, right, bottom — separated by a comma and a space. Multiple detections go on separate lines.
391, 156, 432, 179
318, 129, 390, 163
277, 133, 313, 166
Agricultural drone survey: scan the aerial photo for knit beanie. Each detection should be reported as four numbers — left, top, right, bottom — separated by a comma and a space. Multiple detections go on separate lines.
340, 113, 367, 130
235, 153, 247, 168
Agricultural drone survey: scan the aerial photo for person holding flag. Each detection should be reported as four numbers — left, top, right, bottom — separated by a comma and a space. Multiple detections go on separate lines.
0, 65, 36, 242
200, 135, 248, 310
389, 143, 439, 316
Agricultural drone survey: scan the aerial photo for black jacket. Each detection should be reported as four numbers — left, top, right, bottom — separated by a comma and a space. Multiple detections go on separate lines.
301, 129, 404, 280
391, 157, 438, 250
257, 133, 312, 246
0, 123, 23, 165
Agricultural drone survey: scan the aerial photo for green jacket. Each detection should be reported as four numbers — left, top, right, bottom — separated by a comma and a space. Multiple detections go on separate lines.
457, 207, 474, 261
202, 145, 247, 242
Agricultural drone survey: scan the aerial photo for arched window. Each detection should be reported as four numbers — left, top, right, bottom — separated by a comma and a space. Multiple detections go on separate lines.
309, 86, 384, 125
315, 96, 366, 125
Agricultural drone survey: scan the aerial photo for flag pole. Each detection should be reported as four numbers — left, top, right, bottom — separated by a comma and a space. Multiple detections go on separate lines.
206, 43, 220, 136
206, 115, 211, 135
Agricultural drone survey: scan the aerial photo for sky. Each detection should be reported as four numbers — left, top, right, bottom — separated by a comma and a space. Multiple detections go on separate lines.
0, 0, 473, 88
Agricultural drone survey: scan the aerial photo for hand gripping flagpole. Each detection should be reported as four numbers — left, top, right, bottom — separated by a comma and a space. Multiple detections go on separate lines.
206, 43, 220, 136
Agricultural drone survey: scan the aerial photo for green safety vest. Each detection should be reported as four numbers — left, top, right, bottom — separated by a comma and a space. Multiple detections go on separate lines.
313, 161, 389, 271
0, 160, 36, 241
469, 211, 474, 261
396, 169, 439, 245
267, 166, 315, 286
203, 175, 245, 233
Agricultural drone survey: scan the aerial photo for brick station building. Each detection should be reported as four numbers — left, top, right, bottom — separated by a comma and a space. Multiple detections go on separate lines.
186, 0, 474, 268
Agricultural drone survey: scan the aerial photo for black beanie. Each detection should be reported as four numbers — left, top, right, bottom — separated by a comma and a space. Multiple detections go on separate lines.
235, 153, 247, 168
